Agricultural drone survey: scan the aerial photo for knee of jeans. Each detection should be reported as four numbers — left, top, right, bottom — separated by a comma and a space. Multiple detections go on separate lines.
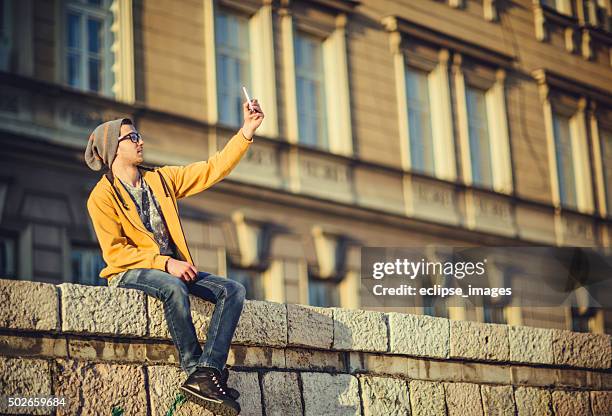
161, 279, 189, 302
228, 280, 246, 301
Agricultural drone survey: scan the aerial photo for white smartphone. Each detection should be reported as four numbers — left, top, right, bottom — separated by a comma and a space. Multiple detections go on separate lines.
242, 86, 254, 112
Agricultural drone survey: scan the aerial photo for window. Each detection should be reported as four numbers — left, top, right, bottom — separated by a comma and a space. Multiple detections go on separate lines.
295, 31, 328, 149
71, 246, 106, 286
215, 8, 251, 128
0, 0, 11, 71
63, 0, 113, 94
571, 307, 598, 332
405, 67, 435, 176
542, 0, 572, 14
553, 112, 578, 209
466, 86, 494, 189
601, 128, 612, 215
227, 264, 264, 301
308, 275, 339, 307
0, 235, 16, 278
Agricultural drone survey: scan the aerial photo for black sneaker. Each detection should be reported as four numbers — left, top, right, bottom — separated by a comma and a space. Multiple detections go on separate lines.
221, 366, 241, 401
180, 367, 241, 416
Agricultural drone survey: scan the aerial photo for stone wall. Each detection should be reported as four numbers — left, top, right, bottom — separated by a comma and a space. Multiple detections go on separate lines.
0, 278, 610, 415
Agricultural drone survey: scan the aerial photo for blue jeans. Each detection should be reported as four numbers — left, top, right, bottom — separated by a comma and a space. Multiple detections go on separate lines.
116, 268, 246, 376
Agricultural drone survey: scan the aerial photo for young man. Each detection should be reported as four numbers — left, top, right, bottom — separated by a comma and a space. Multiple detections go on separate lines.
85, 100, 264, 416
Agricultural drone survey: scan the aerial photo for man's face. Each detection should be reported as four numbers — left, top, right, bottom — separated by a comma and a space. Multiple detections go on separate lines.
115, 124, 144, 166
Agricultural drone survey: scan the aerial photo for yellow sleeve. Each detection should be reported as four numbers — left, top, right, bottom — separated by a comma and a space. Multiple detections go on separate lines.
87, 194, 170, 273
158, 129, 252, 199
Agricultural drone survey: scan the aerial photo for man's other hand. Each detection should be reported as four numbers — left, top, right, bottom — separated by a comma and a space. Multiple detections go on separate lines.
166, 258, 198, 282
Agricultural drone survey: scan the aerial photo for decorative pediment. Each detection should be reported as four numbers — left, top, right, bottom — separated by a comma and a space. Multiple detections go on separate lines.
381, 14, 514, 67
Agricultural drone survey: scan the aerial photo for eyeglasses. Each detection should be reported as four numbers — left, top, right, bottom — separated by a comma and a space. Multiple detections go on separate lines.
118, 132, 142, 144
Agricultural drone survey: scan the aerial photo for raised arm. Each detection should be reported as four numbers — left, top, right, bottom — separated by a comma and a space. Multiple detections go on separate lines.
159, 99, 265, 199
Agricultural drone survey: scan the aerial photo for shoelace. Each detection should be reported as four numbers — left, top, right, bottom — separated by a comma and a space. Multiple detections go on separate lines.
211, 375, 226, 395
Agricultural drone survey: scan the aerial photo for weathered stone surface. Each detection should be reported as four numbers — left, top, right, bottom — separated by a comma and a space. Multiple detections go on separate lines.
148, 295, 214, 339
302, 372, 361, 416
552, 330, 611, 369
287, 303, 333, 349
0, 357, 52, 415
409, 380, 445, 416
551, 391, 590, 416
54, 359, 147, 416
445, 382, 483, 416
262, 371, 302, 416
147, 365, 211, 416
59, 283, 146, 336
0, 279, 58, 331
450, 320, 509, 362
509, 325, 554, 364
285, 348, 344, 372
68, 339, 146, 363
0, 334, 67, 358
227, 345, 285, 368
388, 312, 449, 358
481, 385, 515, 416
233, 300, 287, 347
359, 375, 410, 416
514, 387, 552, 416
333, 307, 387, 352
226, 371, 262, 416
145, 343, 180, 366
591, 391, 612, 416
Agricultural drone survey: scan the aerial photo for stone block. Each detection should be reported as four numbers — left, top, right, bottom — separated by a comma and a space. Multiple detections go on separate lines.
0, 334, 67, 358
450, 320, 509, 362
302, 372, 361, 416
551, 390, 590, 416
262, 371, 302, 416
359, 375, 410, 416
333, 308, 387, 352
591, 391, 612, 416
285, 348, 344, 372
287, 303, 333, 349
445, 382, 483, 416
68, 339, 146, 363
59, 283, 147, 336
409, 380, 446, 416
233, 300, 287, 347
509, 326, 554, 365
552, 330, 611, 369
227, 345, 285, 368
481, 385, 515, 416
226, 371, 263, 416
0, 279, 58, 331
0, 357, 52, 415
388, 313, 449, 359
53, 359, 147, 415
514, 387, 552, 416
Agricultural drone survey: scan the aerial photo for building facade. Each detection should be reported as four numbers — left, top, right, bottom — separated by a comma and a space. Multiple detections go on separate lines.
0, 0, 611, 333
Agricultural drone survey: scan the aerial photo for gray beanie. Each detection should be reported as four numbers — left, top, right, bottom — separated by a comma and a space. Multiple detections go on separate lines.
84, 118, 130, 171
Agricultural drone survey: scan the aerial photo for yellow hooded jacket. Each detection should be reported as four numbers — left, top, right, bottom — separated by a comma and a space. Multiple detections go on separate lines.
87, 130, 252, 283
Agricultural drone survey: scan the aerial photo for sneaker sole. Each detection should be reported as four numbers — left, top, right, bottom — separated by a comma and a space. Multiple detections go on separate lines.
179, 386, 240, 416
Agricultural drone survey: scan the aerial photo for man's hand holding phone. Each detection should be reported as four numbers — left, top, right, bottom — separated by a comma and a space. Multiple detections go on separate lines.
241, 86, 264, 140
166, 258, 198, 283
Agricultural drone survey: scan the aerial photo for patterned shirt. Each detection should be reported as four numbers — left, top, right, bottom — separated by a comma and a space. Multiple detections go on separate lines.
108, 173, 175, 287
